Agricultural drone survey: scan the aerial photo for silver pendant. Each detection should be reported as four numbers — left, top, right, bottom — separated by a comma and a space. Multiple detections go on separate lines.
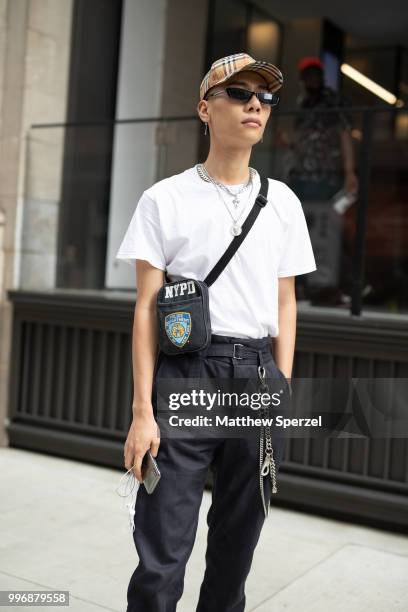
231, 224, 242, 236
232, 196, 239, 207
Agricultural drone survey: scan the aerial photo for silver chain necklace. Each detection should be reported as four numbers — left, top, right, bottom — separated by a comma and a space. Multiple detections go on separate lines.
196, 163, 256, 209
196, 163, 256, 236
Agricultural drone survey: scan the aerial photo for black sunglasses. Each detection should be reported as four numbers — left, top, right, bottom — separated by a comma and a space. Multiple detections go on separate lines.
206, 87, 280, 107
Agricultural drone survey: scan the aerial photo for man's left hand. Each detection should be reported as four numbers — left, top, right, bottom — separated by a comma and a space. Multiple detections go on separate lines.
344, 171, 359, 195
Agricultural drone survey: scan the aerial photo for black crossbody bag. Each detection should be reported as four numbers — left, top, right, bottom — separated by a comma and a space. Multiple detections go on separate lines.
156, 175, 269, 355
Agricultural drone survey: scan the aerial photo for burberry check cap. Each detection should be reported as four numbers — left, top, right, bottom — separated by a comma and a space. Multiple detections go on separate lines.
199, 52, 283, 101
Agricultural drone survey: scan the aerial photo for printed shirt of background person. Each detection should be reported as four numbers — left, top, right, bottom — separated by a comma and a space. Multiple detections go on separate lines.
289, 57, 354, 191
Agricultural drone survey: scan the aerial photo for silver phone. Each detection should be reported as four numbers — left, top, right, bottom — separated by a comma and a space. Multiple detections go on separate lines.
141, 450, 161, 494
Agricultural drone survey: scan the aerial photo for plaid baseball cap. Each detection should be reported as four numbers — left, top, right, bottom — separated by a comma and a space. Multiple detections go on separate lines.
200, 52, 283, 101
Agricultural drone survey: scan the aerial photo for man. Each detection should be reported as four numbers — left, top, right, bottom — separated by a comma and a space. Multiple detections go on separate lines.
116, 52, 316, 612
287, 56, 358, 305
289, 56, 358, 199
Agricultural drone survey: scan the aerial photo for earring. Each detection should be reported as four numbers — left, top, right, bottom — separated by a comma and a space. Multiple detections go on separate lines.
204, 122, 208, 136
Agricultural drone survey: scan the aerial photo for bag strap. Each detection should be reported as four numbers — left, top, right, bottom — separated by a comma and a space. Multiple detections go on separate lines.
164, 174, 269, 286
204, 174, 269, 287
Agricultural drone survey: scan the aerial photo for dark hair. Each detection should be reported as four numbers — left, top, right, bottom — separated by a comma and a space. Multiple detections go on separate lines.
300, 65, 323, 79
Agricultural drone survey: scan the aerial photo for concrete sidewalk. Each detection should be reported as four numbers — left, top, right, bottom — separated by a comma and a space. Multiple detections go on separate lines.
1, 447, 407, 611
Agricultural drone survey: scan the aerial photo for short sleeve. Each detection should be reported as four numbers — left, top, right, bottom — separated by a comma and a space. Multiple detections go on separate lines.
277, 186, 317, 277
115, 191, 166, 270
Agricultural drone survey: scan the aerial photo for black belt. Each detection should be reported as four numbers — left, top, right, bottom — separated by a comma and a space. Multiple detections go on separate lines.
204, 343, 272, 360
197, 334, 273, 362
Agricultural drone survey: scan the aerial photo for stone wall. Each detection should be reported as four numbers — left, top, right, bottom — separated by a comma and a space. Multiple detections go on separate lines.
0, 0, 73, 446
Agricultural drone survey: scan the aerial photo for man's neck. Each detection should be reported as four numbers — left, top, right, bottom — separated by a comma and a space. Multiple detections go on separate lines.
202, 146, 252, 185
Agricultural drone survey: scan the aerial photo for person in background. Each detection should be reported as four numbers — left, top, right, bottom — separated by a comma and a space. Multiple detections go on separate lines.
289, 56, 358, 199
287, 57, 358, 306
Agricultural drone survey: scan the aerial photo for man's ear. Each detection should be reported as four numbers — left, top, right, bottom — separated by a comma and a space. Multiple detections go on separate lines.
196, 99, 209, 123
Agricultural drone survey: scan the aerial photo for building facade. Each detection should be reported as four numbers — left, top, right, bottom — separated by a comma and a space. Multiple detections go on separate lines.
1, 0, 408, 528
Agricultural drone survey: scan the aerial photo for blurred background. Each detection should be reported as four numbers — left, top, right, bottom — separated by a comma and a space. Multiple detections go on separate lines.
1, 0, 408, 534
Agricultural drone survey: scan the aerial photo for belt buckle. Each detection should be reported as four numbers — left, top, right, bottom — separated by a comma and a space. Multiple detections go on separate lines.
233, 343, 244, 359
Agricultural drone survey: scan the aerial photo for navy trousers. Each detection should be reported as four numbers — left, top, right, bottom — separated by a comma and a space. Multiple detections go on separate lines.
127, 334, 287, 612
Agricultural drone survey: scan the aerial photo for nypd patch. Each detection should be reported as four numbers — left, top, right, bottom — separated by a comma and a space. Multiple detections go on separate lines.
165, 312, 192, 347
164, 280, 196, 301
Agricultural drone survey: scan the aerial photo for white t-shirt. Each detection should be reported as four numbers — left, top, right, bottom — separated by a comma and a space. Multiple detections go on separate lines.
115, 165, 316, 338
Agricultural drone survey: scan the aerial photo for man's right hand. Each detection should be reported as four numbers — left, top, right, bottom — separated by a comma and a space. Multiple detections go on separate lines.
124, 408, 161, 483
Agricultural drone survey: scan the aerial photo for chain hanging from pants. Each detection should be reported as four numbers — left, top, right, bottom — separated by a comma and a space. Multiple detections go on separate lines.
256, 357, 278, 518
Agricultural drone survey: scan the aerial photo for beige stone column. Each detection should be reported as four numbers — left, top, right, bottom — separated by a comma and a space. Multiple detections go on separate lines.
0, 0, 73, 446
